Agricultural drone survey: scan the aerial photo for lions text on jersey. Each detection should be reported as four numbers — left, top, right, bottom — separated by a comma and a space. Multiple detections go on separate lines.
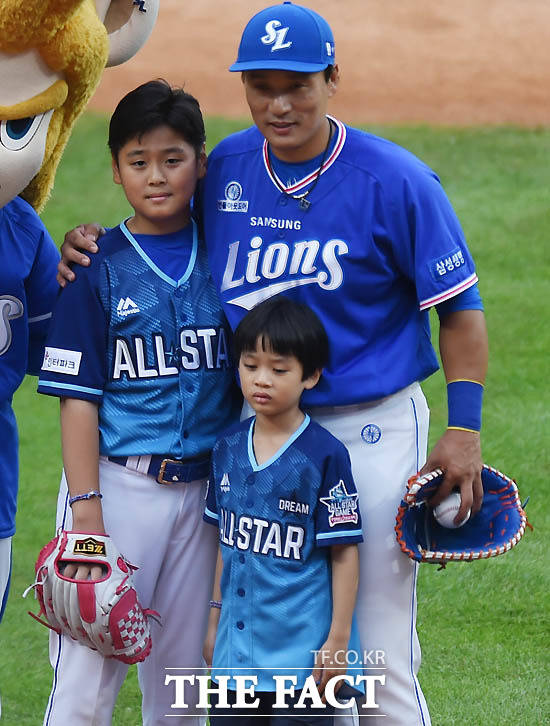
202, 117, 479, 406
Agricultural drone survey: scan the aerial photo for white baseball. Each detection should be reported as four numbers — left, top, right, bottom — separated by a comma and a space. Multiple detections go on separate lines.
433, 492, 471, 528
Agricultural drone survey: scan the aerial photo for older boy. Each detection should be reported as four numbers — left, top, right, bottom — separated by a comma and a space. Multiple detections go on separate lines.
38, 80, 241, 726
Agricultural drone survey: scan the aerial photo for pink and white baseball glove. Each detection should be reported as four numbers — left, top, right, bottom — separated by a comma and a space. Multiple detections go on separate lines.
25, 531, 158, 664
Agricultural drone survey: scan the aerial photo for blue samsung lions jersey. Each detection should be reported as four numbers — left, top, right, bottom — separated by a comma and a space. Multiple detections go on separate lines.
204, 415, 363, 690
1, 196, 60, 537
38, 221, 241, 458
202, 117, 479, 406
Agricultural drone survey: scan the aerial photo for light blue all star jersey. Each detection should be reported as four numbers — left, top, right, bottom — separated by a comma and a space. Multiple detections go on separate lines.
204, 415, 364, 691
202, 117, 479, 406
38, 220, 241, 458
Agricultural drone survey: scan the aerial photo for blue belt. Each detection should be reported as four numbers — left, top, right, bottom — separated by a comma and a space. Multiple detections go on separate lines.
107, 454, 210, 484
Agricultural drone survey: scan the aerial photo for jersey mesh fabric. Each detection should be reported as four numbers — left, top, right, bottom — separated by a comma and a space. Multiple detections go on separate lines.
204, 415, 363, 690
38, 222, 241, 458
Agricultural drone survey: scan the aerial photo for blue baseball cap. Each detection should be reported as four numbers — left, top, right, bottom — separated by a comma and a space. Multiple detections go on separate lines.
229, 1, 336, 73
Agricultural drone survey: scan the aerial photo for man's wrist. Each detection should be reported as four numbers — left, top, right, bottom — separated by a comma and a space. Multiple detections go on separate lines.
447, 379, 483, 432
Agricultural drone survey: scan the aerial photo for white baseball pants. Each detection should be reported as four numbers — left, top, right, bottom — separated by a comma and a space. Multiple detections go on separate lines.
0, 535, 11, 621
43, 458, 217, 726
308, 382, 431, 726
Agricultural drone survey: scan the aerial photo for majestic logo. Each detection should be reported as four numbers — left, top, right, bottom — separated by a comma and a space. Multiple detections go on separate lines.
41, 347, 82, 376
218, 181, 248, 213
221, 236, 348, 310
320, 481, 359, 527
73, 537, 107, 556
0, 295, 24, 355
117, 297, 140, 317
220, 473, 231, 493
261, 20, 292, 51
361, 424, 382, 445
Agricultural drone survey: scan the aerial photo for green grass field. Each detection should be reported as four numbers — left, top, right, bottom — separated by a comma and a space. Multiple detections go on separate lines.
2, 113, 549, 724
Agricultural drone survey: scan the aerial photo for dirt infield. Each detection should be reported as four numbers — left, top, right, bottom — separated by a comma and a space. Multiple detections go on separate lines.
90, 0, 550, 126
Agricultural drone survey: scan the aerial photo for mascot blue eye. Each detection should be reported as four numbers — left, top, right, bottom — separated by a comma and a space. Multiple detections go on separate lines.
5, 117, 35, 140
0, 113, 48, 151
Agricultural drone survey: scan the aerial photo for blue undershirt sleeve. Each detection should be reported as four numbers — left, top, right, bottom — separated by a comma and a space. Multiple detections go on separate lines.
435, 282, 484, 319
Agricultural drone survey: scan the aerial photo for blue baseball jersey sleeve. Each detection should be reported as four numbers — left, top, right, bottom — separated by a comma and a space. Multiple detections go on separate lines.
38, 221, 241, 458
0, 196, 60, 537
204, 415, 363, 691
201, 118, 479, 406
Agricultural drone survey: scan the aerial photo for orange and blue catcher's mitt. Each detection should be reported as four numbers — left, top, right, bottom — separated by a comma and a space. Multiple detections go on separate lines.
395, 465, 531, 565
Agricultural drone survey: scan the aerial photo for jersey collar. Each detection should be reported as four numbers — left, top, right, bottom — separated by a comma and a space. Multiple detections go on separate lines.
247, 414, 311, 471
262, 116, 346, 195
119, 218, 198, 288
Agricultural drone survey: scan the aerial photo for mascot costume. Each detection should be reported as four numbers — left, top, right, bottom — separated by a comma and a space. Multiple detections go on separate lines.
0, 0, 159, 636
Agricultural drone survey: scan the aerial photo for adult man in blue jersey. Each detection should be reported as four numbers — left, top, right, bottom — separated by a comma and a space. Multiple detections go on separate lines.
60, 3, 489, 723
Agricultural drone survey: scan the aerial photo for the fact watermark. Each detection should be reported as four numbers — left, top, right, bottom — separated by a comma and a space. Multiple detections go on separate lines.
164, 650, 387, 713
310, 648, 386, 666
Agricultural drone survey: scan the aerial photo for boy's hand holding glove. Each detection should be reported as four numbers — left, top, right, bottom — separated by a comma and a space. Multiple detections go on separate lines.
24, 530, 158, 664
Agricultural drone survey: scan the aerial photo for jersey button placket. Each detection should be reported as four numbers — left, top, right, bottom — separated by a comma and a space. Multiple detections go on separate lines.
234, 592, 252, 663
246, 473, 254, 506
173, 295, 188, 442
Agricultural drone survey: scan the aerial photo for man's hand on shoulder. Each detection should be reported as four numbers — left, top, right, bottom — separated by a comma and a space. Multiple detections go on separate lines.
57, 223, 104, 287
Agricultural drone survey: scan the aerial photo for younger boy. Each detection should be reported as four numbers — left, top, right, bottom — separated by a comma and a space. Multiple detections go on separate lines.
37, 80, 241, 725
203, 296, 363, 725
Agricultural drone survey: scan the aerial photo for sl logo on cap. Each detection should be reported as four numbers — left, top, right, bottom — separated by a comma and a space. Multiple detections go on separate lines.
261, 20, 292, 51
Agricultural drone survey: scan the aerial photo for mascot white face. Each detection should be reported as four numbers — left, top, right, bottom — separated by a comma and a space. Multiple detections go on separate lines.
0, 0, 159, 211
0, 50, 58, 208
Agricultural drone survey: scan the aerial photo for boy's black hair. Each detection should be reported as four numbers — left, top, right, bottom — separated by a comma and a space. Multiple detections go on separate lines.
108, 79, 205, 161
234, 296, 329, 380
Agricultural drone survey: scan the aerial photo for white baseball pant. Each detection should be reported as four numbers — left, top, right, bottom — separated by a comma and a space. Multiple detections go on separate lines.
308, 382, 431, 726
43, 457, 217, 726
0, 535, 11, 621
0, 536, 13, 720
